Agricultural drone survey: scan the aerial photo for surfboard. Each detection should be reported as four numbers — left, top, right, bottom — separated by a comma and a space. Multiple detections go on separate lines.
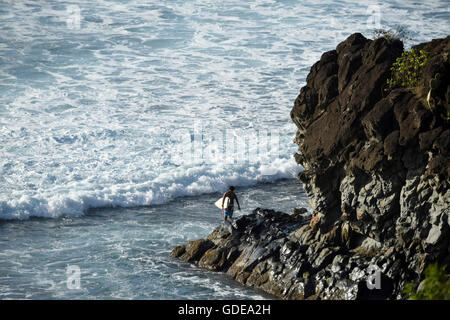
215, 197, 230, 209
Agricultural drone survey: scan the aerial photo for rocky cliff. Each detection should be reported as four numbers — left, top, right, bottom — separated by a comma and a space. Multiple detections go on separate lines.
171, 33, 450, 299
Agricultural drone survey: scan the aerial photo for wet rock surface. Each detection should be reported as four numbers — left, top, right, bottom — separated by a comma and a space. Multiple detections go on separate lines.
171, 33, 449, 299
170, 208, 404, 299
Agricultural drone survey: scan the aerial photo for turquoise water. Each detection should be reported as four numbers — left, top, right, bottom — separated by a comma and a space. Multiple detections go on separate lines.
0, 0, 449, 299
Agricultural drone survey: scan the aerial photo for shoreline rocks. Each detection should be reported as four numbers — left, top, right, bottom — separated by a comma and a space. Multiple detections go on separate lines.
171, 207, 402, 299
290, 32, 449, 297
171, 33, 450, 299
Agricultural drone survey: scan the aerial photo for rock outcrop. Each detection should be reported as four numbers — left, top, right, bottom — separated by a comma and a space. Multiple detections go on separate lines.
290, 32, 449, 288
171, 33, 450, 299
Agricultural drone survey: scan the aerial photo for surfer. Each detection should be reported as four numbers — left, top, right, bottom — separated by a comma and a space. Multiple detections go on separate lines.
222, 186, 241, 226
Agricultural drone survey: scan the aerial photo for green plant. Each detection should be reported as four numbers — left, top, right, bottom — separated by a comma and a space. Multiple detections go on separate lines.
385, 48, 430, 91
373, 26, 412, 43
403, 263, 450, 300
441, 110, 450, 121
443, 52, 449, 63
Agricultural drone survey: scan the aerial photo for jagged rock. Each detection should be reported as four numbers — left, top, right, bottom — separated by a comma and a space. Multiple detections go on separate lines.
171, 207, 399, 300
291, 207, 308, 219
178, 239, 215, 262
170, 245, 186, 258
292, 33, 449, 291
171, 33, 450, 300
312, 247, 341, 270
309, 211, 324, 231
198, 246, 237, 271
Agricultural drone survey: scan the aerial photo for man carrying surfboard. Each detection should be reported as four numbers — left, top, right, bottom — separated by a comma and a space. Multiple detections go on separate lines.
221, 186, 241, 226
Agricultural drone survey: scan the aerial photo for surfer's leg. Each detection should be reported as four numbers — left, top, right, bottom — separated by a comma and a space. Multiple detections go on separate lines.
227, 208, 236, 227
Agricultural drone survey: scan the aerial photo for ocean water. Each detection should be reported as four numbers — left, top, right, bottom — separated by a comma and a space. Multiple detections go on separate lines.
0, 0, 449, 299
0, 179, 308, 299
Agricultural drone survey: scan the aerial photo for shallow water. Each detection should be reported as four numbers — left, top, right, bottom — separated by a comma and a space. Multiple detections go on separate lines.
0, 179, 309, 299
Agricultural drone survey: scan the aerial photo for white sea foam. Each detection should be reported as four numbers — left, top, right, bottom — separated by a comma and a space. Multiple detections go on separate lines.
0, 0, 449, 220
0, 153, 300, 220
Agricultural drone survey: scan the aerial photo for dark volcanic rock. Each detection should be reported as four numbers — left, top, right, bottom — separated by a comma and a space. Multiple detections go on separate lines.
170, 208, 403, 299
171, 33, 450, 300
290, 33, 450, 297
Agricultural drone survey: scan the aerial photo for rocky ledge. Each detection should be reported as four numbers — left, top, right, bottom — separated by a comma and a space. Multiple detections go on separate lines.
171, 33, 450, 299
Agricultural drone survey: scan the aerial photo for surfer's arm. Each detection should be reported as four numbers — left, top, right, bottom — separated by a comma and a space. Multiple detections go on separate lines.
235, 195, 241, 210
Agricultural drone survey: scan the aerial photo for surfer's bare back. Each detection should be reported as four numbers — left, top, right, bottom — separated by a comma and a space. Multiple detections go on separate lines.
222, 186, 241, 223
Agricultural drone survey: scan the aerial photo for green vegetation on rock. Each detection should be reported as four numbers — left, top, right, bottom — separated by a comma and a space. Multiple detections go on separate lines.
403, 263, 450, 300
386, 48, 430, 91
